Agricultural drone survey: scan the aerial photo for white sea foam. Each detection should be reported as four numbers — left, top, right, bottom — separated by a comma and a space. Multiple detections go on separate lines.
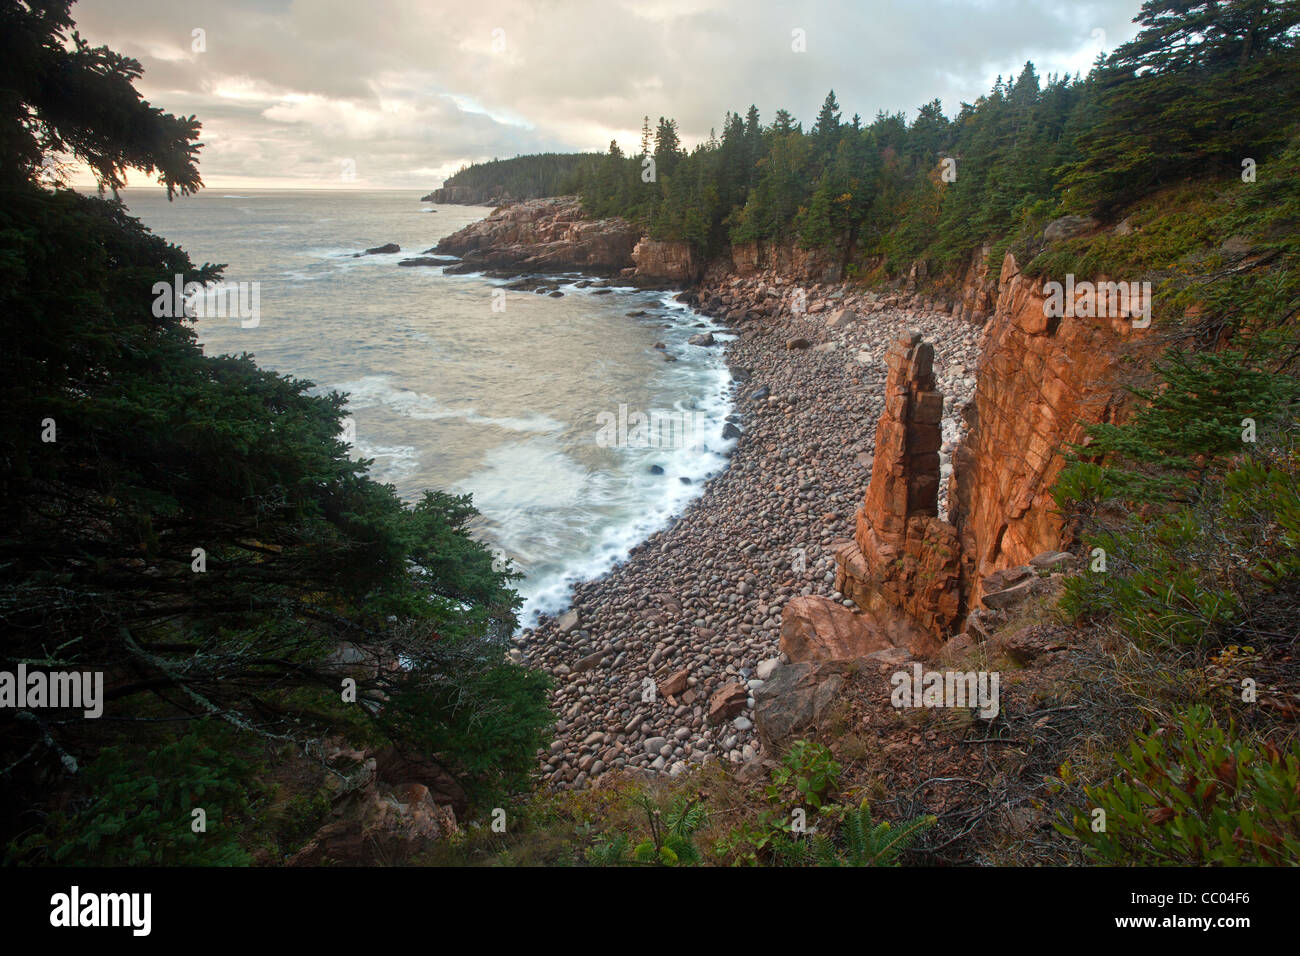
350, 440, 420, 482
335, 375, 564, 434
308, 283, 733, 632
469, 293, 736, 626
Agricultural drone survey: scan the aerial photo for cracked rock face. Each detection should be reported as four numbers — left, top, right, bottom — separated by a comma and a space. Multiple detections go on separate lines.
948, 251, 1150, 607
836, 332, 963, 638
753, 661, 849, 751
633, 238, 702, 283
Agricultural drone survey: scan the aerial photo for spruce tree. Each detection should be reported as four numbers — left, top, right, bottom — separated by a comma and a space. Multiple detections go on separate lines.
812, 89, 843, 160
0, 0, 553, 855
1061, 0, 1300, 215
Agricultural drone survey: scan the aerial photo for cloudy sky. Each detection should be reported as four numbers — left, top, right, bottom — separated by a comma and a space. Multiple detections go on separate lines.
69, 0, 1145, 191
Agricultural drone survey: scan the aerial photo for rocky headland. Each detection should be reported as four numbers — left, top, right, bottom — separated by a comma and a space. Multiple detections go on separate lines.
434, 196, 706, 282
434, 197, 640, 276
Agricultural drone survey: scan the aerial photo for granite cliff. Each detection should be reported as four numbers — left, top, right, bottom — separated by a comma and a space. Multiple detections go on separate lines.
435, 197, 705, 283
435, 197, 638, 275
950, 249, 1152, 613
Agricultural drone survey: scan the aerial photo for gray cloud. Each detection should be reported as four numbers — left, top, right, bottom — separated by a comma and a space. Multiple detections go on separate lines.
69, 0, 1144, 189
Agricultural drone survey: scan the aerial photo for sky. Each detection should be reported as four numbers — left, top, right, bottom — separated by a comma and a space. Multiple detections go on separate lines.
68, 0, 1146, 191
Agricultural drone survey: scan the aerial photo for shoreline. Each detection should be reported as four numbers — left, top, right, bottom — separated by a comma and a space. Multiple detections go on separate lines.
508, 281, 739, 626
516, 275, 984, 789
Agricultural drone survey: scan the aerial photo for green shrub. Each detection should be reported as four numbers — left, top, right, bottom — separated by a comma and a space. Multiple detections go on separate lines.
1058, 519, 1241, 647
713, 807, 799, 866
715, 739, 934, 866
587, 793, 707, 866
815, 801, 936, 867
1054, 349, 1298, 508
1060, 706, 1300, 865
7, 722, 257, 866
1054, 345, 1299, 651
717, 799, 935, 867
765, 740, 842, 810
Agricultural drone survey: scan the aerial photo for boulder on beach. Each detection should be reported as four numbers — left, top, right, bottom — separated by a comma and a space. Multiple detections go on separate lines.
658, 668, 689, 698
708, 682, 748, 723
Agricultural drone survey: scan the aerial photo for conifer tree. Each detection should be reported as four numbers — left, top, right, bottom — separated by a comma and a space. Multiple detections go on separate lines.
1, 1, 553, 854
653, 116, 682, 180
812, 89, 843, 161
1061, 0, 1300, 214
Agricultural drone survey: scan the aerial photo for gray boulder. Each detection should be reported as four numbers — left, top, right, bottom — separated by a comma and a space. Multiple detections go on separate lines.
753, 662, 848, 751
1043, 216, 1097, 243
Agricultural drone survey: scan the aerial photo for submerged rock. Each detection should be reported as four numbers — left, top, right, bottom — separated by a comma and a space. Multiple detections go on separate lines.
397, 256, 458, 267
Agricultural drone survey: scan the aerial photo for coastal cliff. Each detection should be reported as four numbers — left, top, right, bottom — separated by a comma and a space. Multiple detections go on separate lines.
393, 175, 1300, 871
435, 197, 639, 275
949, 250, 1152, 610
436, 197, 706, 283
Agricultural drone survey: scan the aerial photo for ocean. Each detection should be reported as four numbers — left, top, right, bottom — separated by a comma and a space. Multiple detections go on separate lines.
118, 188, 735, 625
